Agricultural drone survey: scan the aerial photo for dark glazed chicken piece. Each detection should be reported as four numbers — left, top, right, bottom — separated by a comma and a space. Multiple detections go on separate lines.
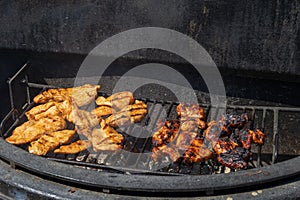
217, 147, 251, 169
183, 138, 213, 163
152, 120, 180, 149
176, 103, 206, 129
218, 113, 249, 135
249, 129, 266, 145
152, 144, 181, 162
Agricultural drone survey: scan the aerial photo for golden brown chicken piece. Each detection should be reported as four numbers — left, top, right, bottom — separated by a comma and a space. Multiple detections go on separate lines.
93, 97, 113, 118
105, 100, 147, 128
28, 130, 76, 156
176, 103, 206, 130
6, 116, 67, 145
55, 99, 99, 138
54, 140, 91, 154
34, 84, 100, 107
91, 121, 124, 152
25, 102, 62, 121
103, 91, 134, 111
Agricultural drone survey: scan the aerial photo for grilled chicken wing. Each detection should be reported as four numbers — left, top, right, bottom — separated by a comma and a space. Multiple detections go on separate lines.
54, 140, 91, 154
91, 121, 124, 151
28, 130, 76, 156
6, 116, 67, 145
34, 84, 100, 107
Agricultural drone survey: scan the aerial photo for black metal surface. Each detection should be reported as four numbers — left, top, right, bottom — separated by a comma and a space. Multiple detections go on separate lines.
0, 1, 299, 75
0, 63, 299, 193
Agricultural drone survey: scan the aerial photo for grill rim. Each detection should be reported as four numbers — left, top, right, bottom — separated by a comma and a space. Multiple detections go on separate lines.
1, 62, 300, 192
0, 137, 299, 192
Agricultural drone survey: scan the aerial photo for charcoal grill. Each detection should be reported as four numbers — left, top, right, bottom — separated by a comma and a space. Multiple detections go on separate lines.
0, 62, 299, 197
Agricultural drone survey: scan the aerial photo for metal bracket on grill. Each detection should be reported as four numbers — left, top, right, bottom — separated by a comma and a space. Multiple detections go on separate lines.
7, 62, 31, 118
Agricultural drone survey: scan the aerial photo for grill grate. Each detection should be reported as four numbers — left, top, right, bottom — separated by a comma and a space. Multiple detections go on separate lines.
1, 63, 300, 177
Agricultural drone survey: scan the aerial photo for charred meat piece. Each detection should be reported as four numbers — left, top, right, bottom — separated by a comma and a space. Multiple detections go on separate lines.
28, 130, 76, 156
217, 147, 251, 169
54, 140, 91, 154
25, 102, 62, 121
105, 100, 147, 128
177, 103, 206, 130
204, 121, 222, 143
213, 134, 252, 169
91, 121, 124, 151
236, 130, 252, 150
6, 116, 67, 145
249, 129, 266, 145
183, 138, 213, 163
152, 120, 180, 149
219, 113, 248, 132
34, 84, 100, 107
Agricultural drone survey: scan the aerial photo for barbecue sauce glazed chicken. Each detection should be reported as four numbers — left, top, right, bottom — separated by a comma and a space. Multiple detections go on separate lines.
152, 103, 266, 170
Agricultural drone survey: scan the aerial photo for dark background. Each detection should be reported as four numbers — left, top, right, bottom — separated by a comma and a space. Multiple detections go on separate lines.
0, 0, 299, 120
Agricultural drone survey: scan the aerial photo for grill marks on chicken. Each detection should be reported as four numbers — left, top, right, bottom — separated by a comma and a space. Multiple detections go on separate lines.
94, 92, 135, 119
6, 116, 67, 145
105, 100, 148, 128
152, 103, 209, 163
177, 103, 206, 129
183, 138, 213, 163
34, 84, 100, 107
91, 121, 124, 151
54, 140, 91, 154
28, 130, 76, 156
25, 102, 62, 121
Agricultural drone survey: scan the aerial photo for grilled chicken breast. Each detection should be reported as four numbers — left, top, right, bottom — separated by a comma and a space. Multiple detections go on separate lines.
28, 130, 76, 156
54, 140, 91, 154
105, 100, 147, 128
25, 102, 62, 121
91, 121, 124, 151
6, 116, 67, 145
34, 84, 100, 107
